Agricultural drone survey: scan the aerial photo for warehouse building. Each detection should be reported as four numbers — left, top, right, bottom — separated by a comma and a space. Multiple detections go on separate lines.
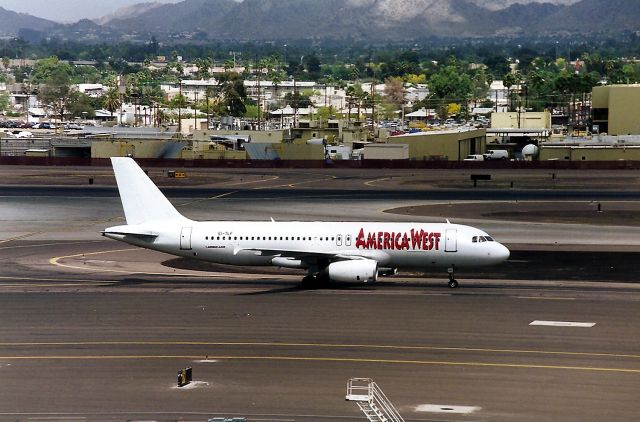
592, 85, 640, 136
386, 128, 486, 161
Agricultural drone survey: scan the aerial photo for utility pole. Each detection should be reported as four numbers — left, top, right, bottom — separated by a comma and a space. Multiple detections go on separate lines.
178, 80, 182, 134
194, 90, 198, 131
257, 61, 261, 131
292, 76, 297, 128
370, 67, 376, 130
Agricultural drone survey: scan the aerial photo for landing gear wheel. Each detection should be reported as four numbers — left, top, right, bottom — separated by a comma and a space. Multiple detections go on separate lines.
301, 275, 318, 287
447, 267, 458, 288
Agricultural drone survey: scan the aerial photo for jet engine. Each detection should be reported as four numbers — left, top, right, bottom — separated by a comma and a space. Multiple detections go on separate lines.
327, 259, 378, 283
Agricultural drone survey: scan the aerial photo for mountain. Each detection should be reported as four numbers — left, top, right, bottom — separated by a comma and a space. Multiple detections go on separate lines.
469, 0, 581, 11
95, 2, 165, 25
0, 6, 56, 37
2, 0, 638, 42
96, 0, 640, 41
538, 0, 640, 33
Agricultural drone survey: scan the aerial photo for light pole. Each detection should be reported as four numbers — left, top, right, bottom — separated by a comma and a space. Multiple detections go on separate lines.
178, 80, 182, 134
194, 90, 198, 131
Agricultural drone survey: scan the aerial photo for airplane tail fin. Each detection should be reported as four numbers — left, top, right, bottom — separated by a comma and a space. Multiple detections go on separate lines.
111, 157, 187, 225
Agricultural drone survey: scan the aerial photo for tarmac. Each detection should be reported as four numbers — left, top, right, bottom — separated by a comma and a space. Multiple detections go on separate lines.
1, 165, 640, 421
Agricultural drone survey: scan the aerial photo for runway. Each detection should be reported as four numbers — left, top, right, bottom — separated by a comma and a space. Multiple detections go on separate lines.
1, 168, 640, 421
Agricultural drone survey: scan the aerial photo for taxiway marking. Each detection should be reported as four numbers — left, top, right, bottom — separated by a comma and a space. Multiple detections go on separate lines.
0, 355, 636, 373
225, 175, 280, 186
415, 404, 480, 414
253, 176, 337, 190
177, 190, 238, 207
0, 240, 105, 251
48, 249, 275, 279
0, 231, 46, 244
0, 341, 637, 360
364, 177, 391, 187
530, 320, 596, 328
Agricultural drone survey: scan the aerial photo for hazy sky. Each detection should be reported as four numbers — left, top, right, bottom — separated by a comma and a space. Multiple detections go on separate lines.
0, 0, 183, 22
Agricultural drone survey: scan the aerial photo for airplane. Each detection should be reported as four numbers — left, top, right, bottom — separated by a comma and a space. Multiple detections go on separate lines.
103, 157, 510, 288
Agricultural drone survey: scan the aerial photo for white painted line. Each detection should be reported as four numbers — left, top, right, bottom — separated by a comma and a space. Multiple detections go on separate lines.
415, 404, 480, 414
530, 320, 596, 328
194, 359, 218, 363
171, 380, 210, 390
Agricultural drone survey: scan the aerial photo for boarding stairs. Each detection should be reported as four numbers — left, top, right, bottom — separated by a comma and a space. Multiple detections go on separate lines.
345, 378, 405, 422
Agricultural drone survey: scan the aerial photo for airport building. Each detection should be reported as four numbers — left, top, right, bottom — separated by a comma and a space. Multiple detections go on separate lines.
592, 84, 640, 136
385, 128, 487, 161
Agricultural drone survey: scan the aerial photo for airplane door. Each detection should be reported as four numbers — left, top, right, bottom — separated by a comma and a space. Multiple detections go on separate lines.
345, 234, 352, 246
445, 229, 457, 252
180, 227, 192, 250
336, 234, 342, 246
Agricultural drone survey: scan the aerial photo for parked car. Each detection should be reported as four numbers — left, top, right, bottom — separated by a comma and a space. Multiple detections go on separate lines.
15, 130, 33, 138
32, 122, 56, 130
463, 154, 485, 161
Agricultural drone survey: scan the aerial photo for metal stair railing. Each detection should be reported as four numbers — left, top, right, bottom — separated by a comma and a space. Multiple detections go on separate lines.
346, 378, 405, 422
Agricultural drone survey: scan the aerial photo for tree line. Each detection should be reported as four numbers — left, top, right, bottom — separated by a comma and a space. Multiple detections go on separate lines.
3, 33, 640, 121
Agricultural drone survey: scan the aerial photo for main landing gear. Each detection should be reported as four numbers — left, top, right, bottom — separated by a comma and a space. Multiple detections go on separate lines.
447, 267, 458, 289
301, 273, 327, 288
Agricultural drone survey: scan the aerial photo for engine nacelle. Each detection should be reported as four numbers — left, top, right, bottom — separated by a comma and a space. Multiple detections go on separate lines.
327, 259, 378, 283
272, 257, 305, 268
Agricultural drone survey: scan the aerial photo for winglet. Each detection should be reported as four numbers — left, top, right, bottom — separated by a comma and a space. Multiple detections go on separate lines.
446, 219, 451, 224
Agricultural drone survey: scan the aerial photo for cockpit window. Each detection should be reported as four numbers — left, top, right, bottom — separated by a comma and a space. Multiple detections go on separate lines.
473, 235, 494, 243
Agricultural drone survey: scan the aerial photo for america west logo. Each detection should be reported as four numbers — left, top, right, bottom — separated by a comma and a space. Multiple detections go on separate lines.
355, 228, 441, 251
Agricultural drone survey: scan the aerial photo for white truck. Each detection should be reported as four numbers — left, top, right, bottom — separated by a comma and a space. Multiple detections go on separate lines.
483, 149, 509, 160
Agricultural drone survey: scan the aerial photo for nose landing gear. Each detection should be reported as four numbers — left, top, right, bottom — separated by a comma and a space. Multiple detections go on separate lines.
447, 267, 458, 288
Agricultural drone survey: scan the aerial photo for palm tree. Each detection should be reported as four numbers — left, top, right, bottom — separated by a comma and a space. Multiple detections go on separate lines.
103, 88, 122, 120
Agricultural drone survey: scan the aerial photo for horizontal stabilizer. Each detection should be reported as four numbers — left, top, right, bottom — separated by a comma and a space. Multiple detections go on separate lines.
102, 225, 158, 239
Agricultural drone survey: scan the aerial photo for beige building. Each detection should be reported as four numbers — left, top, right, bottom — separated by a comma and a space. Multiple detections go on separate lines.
386, 128, 486, 161
540, 144, 640, 161
490, 111, 551, 130
91, 139, 186, 159
362, 144, 409, 160
592, 85, 640, 135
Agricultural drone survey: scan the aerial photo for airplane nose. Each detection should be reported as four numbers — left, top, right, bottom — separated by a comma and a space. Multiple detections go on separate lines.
497, 243, 510, 261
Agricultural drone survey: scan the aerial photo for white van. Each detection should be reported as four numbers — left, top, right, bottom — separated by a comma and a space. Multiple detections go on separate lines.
483, 149, 509, 160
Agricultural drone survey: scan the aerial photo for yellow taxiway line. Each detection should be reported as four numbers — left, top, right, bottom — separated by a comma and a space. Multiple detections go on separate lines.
0, 354, 636, 373
1, 340, 638, 361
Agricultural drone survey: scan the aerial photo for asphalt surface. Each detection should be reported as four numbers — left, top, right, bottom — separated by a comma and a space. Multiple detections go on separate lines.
1, 170, 640, 421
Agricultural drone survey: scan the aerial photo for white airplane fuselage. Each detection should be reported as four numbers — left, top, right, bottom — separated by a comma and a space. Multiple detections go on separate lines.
103, 157, 510, 287
106, 220, 508, 269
